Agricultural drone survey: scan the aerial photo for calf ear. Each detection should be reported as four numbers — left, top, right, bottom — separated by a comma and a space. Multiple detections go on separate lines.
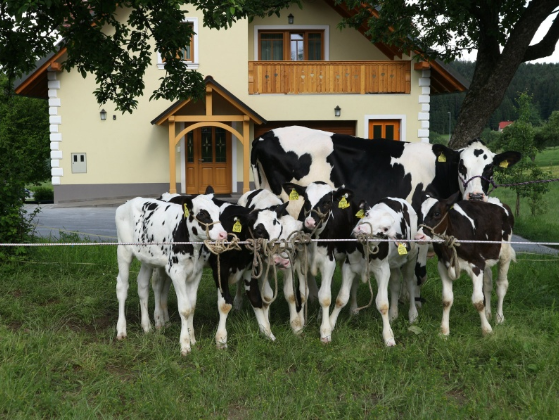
205, 185, 215, 195
275, 201, 289, 217
493, 151, 521, 169
282, 183, 306, 199
432, 144, 459, 163
359, 200, 369, 210
444, 191, 462, 207
182, 197, 194, 218
334, 188, 354, 202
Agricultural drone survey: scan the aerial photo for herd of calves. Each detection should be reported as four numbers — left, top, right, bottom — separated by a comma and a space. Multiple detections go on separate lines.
114, 183, 516, 356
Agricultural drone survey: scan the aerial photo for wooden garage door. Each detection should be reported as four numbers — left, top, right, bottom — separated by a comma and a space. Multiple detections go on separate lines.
254, 120, 356, 139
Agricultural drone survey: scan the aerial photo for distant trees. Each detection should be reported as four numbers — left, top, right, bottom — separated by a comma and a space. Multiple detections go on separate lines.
431, 61, 559, 135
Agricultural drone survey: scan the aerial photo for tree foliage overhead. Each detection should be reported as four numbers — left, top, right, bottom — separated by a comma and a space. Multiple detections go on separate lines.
338, 0, 559, 149
1, 0, 297, 113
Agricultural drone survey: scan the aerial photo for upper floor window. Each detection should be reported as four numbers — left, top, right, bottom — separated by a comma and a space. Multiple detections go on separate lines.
258, 29, 325, 61
158, 18, 199, 70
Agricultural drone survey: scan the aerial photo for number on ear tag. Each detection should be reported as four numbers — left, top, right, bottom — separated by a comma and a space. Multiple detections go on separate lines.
338, 196, 350, 209
397, 243, 408, 255
499, 160, 509, 168
289, 189, 299, 200
233, 220, 242, 233
183, 203, 190, 218
438, 153, 446, 163
355, 209, 365, 218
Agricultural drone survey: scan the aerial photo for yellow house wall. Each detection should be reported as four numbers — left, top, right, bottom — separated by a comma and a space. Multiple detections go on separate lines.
51, 0, 430, 193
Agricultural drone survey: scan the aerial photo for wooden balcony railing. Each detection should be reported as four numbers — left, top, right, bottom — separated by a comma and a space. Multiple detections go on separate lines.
248, 61, 411, 95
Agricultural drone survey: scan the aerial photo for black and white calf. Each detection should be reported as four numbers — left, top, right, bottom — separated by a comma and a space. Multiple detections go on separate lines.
340, 198, 424, 346
284, 181, 360, 343
115, 194, 227, 356
415, 192, 516, 336
237, 188, 307, 334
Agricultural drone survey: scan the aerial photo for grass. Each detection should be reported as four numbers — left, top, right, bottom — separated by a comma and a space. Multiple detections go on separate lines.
1, 234, 559, 418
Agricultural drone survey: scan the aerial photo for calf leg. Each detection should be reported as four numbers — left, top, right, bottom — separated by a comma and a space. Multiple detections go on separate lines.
168, 271, 194, 356
329, 261, 356, 331
283, 268, 304, 334
116, 245, 133, 340
233, 281, 244, 310
401, 256, 419, 323
388, 268, 402, 322
472, 269, 492, 336
245, 274, 276, 341
184, 270, 204, 346
495, 245, 513, 324
151, 268, 167, 329
483, 268, 493, 321
317, 258, 337, 343
371, 263, 395, 346
215, 288, 232, 349
439, 261, 454, 336
137, 264, 153, 333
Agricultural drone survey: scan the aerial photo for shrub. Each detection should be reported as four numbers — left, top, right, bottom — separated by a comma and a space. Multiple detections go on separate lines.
33, 186, 54, 202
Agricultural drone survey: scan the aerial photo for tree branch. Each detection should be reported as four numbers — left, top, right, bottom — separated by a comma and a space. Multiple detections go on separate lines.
523, 11, 559, 61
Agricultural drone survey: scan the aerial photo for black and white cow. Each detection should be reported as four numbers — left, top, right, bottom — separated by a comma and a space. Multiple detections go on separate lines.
340, 198, 424, 346
115, 194, 227, 356
251, 126, 521, 213
414, 192, 516, 336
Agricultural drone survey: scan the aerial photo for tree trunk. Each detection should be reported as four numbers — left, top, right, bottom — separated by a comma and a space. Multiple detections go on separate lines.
448, 0, 559, 149
515, 193, 520, 217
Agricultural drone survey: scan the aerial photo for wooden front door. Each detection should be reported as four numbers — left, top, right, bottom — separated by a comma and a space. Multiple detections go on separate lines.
368, 119, 401, 140
185, 126, 232, 194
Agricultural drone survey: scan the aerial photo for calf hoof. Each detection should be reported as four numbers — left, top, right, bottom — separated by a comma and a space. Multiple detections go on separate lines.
496, 314, 505, 325
180, 347, 192, 356
216, 341, 228, 350
233, 297, 243, 311
389, 312, 398, 322
290, 320, 304, 335
116, 332, 127, 340
482, 327, 493, 336
320, 335, 332, 344
350, 307, 360, 316
485, 310, 493, 321
385, 338, 396, 347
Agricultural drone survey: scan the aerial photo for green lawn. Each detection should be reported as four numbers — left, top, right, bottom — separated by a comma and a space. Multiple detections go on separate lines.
1, 238, 558, 418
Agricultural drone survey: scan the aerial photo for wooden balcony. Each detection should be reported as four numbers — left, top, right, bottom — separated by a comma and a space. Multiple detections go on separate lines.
248, 61, 411, 95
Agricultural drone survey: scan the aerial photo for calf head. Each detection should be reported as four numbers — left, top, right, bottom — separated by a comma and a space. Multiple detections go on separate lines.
415, 191, 461, 242
240, 202, 289, 241
353, 202, 397, 240
433, 140, 521, 202
283, 181, 353, 234
183, 194, 228, 241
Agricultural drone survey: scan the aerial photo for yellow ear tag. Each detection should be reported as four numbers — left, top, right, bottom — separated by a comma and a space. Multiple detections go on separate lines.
438, 153, 446, 163
338, 196, 350, 209
289, 189, 299, 200
183, 203, 190, 218
355, 209, 365, 218
397, 243, 408, 255
499, 160, 509, 168
232, 220, 242, 233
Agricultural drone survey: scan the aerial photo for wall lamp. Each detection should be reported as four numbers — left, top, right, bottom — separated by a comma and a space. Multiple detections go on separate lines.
100, 109, 107, 121
288, 14, 294, 24
334, 105, 341, 117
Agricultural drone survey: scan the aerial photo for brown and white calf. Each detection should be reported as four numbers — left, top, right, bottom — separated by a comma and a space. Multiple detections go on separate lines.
115, 194, 227, 356
415, 192, 516, 337
341, 198, 425, 346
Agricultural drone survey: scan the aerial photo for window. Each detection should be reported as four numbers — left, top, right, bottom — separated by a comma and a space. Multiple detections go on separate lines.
258, 30, 324, 61
158, 18, 199, 70
368, 120, 401, 141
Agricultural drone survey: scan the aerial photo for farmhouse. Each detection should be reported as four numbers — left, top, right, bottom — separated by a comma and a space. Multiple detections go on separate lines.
15, 1, 467, 204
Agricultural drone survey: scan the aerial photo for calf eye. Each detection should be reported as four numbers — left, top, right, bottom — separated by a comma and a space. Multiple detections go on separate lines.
434, 211, 440, 218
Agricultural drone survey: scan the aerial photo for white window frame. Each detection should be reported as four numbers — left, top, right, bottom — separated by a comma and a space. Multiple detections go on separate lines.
158, 17, 199, 70
253, 25, 330, 61
364, 114, 407, 142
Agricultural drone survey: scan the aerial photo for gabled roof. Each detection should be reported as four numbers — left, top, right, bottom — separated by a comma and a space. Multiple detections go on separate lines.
323, 0, 468, 94
150, 76, 267, 125
14, 46, 66, 99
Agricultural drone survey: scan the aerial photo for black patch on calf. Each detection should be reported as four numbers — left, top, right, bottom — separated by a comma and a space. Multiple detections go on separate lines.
474, 149, 484, 157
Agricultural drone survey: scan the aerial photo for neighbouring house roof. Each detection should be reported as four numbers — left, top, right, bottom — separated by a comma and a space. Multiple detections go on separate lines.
498, 121, 514, 131
150, 75, 267, 126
